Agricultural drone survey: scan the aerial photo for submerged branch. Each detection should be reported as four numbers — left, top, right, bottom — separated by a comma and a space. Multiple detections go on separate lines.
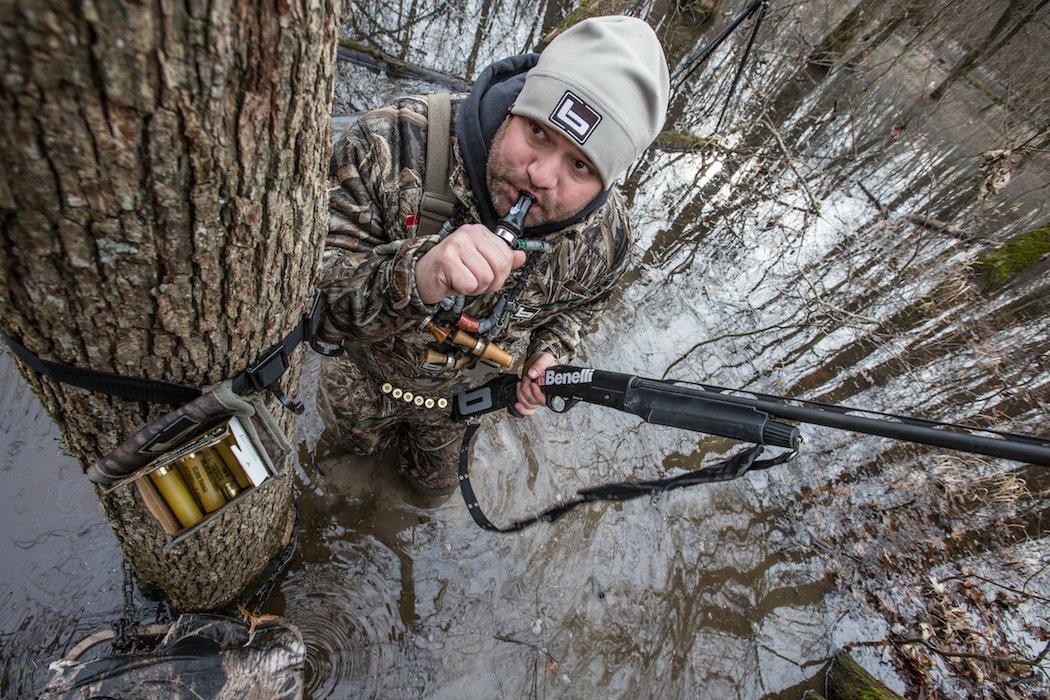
938, 572, 1050, 605
842, 636, 1050, 669
661, 316, 810, 379
856, 182, 965, 238
493, 634, 559, 665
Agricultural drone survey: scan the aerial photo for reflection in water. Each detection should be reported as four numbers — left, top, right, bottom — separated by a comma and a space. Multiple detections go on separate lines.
2, 0, 1047, 696
0, 352, 124, 696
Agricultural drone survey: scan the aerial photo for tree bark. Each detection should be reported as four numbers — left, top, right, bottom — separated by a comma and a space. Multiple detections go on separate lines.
0, 0, 337, 609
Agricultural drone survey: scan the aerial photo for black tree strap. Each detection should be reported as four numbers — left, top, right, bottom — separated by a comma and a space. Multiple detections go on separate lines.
457, 421, 798, 533
2, 330, 201, 407
1, 290, 340, 411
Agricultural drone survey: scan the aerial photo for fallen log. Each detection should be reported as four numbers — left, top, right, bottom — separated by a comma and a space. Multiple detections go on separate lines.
337, 38, 470, 91
825, 652, 904, 700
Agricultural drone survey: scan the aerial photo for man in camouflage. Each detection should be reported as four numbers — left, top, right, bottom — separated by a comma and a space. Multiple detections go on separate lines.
316, 17, 670, 497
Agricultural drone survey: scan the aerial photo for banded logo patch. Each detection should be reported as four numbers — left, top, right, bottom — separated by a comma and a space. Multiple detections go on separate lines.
512, 305, 539, 321
549, 91, 602, 145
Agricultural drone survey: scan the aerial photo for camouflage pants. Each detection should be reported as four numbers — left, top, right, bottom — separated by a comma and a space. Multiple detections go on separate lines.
316, 350, 467, 493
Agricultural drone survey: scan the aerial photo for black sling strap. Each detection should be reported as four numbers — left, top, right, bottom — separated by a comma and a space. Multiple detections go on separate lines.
457, 421, 798, 533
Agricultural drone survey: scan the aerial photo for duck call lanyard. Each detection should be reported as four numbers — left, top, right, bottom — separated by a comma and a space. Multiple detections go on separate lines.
423, 193, 552, 366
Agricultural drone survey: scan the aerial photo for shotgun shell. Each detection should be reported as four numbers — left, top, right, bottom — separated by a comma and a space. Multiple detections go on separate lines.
149, 465, 204, 529
200, 447, 241, 501
214, 441, 252, 489
179, 453, 226, 513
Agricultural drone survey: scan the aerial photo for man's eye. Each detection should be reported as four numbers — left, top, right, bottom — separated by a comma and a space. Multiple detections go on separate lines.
530, 122, 545, 138
574, 159, 591, 174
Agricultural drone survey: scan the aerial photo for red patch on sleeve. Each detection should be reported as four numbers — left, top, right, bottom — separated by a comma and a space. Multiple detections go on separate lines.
405, 212, 420, 227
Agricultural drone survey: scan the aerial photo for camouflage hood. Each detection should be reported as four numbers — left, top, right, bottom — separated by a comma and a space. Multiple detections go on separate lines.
456, 54, 610, 236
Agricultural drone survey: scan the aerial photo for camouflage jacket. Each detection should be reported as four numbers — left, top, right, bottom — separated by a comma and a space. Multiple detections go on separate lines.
317, 95, 634, 385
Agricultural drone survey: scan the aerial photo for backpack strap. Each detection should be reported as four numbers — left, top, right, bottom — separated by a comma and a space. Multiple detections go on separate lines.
418, 93, 456, 236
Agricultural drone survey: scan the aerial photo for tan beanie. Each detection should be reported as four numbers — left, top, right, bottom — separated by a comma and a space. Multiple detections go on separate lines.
511, 16, 669, 187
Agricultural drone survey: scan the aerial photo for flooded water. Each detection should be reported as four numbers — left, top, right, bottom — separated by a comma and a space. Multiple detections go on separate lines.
2, 0, 1048, 697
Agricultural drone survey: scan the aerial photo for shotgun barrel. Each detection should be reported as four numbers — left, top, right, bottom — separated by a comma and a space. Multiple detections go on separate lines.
453, 366, 1050, 467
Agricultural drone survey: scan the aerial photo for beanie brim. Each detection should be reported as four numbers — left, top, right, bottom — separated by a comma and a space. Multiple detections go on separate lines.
511, 73, 636, 187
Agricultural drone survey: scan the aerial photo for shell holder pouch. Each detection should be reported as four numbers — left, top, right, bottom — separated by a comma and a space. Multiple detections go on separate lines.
89, 380, 293, 546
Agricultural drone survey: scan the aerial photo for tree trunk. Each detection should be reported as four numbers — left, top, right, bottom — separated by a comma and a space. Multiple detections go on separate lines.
0, 0, 337, 609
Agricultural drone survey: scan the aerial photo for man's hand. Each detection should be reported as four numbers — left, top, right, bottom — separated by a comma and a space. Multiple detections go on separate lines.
514, 352, 558, 417
415, 224, 527, 305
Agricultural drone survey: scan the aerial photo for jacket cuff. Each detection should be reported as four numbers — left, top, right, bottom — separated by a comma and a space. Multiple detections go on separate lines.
526, 335, 573, 366
386, 236, 440, 319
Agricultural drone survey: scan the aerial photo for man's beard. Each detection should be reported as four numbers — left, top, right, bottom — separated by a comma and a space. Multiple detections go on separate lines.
485, 120, 551, 225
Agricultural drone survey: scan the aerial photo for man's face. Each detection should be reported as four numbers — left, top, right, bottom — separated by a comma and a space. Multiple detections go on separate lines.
486, 115, 604, 226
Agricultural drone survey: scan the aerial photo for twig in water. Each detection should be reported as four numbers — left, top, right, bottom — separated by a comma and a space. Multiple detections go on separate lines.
845, 636, 1050, 669
938, 572, 1050, 605
800, 637, 1050, 673
493, 634, 559, 665
762, 117, 821, 214
855, 181, 965, 237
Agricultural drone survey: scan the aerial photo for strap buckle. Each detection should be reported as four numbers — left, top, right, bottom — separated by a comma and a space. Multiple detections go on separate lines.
246, 344, 304, 414
243, 290, 346, 414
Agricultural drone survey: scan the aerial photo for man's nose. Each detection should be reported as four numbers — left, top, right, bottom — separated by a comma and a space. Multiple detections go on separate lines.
526, 154, 558, 190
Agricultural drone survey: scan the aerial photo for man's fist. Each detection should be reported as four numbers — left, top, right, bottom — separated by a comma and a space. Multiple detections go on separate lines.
415, 224, 527, 305
514, 352, 558, 417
